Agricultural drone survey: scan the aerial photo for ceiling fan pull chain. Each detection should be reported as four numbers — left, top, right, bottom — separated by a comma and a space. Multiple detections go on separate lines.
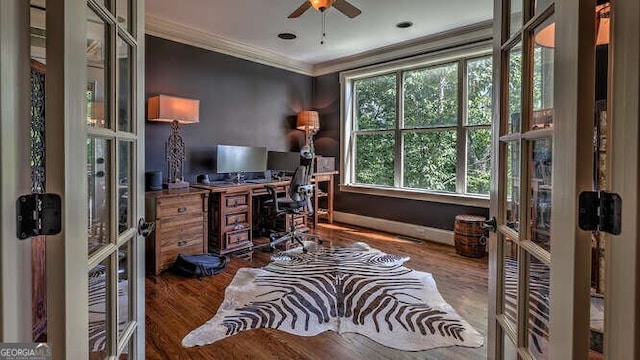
321, 12, 326, 45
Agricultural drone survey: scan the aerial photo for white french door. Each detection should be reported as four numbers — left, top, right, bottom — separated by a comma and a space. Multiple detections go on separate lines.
45, 0, 146, 358
488, 0, 640, 358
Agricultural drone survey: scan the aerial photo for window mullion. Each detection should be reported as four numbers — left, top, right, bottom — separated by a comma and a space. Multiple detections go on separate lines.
456, 60, 466, 194
347, 81, 356, 184
395, 70, 403, 188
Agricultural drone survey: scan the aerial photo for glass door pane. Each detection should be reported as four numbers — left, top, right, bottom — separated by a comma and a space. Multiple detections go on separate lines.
118, 141, 132, 234
116, 35, 132, 133
527, 256, 550, 359
506, 141, 520, 231
88, 137, 111, 255
508, 44, 523, 134
504, 330, 519, 359
534, 0, 552, 15
529, 138, 552, 251
532, 19, 555, 130
503, 237, 519, 328
510, 0, 524, 37
87, 6, 110, 129
117, 241, 131, 338
116, 0, 132, 34
89, 258, 110, 357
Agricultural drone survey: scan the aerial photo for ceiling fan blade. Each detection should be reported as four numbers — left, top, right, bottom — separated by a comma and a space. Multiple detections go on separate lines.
333, 0, 361, 18
288, 2, 312, 18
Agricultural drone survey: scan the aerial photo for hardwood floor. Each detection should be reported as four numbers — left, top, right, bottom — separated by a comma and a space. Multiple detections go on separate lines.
145, 223, 489, 359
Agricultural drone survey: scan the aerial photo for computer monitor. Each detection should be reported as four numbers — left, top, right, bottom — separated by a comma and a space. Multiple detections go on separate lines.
267, 151, 301, 173
216, 145, 267, 174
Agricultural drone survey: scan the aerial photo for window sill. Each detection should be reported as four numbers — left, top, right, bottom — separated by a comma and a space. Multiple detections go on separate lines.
339, 184, 490, 208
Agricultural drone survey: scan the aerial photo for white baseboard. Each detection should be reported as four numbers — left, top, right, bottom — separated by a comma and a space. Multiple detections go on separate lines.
333, 211, 454, 247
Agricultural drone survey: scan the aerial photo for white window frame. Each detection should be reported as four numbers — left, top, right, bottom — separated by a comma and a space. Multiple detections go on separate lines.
340, 41, 493, 208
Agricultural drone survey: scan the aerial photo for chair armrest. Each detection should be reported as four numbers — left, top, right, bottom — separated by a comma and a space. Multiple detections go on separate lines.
264, 185, 280, 212
298, 184, 314, 215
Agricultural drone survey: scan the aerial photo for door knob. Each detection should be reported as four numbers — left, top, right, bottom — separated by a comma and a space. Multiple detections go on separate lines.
483, 216, 497, 233
138, 217, 155, 237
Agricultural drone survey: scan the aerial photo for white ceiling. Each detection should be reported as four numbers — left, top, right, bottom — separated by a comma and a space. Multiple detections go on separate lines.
145, 0, 493, 65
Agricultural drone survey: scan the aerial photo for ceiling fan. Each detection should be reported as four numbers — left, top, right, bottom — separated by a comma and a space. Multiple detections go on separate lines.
288, 0, 362, 19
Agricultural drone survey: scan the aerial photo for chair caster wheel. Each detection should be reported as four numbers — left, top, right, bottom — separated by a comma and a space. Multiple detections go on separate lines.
302, 248, 308, 254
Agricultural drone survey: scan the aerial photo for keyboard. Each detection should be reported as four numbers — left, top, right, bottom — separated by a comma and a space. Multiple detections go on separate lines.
245, 179, 272, 184
209, 181, 238, 187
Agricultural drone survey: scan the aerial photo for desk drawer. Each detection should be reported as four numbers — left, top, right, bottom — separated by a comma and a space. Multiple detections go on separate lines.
158, 213, 203, 242
157, 194, 202, 218
225, 193, 249, 209
276, 214, 306, 232
157, 215, 204, 271
313, 174, 332, 182
252, 185, 286, 197
225, 212, 248, 228
225, 229, 251, 249
159, 240, 202, 272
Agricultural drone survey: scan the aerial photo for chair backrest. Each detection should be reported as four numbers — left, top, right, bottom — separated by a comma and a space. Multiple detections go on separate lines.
288, 165, 309, 201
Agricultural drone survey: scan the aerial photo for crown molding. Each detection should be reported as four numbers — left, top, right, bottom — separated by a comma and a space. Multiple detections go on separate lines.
312, 20, 494, 76
145, 15, 314, 76
145, 15, 493, 78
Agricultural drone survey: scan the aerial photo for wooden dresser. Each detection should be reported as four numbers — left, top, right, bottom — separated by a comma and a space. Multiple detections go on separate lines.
145, 188, 209, 275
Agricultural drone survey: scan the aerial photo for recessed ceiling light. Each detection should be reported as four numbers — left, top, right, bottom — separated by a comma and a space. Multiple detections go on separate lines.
396, 21, 413, 29
278, 33, 297, 40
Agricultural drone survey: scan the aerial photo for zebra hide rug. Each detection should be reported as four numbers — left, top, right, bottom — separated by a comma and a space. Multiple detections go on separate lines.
182, 242, 484, 351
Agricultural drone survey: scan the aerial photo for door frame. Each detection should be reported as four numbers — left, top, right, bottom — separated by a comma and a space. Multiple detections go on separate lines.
607, 0, 640, 357
45, 0, 91, 357
548, 0, 594, 356
0, 0, 33, 342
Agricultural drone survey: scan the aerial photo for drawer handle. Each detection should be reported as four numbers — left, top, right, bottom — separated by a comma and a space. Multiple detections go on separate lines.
177, 240, 187, 247
177, 207, 187, 213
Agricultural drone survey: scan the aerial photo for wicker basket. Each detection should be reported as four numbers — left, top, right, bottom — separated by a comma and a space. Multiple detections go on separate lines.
454, 215, 488, 258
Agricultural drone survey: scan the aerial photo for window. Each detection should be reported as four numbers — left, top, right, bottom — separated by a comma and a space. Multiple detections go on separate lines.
341, 47, 493, 203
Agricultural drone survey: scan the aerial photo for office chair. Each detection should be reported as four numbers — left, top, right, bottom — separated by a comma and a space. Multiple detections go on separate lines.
263, 164, 323, 253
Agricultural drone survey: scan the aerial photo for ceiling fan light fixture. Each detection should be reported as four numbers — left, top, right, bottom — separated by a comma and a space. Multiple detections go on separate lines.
310, 0, 334, 12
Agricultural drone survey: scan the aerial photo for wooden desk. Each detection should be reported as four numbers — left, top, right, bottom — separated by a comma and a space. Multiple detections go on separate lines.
192, 180, 291, 255
192, 174, 337, 255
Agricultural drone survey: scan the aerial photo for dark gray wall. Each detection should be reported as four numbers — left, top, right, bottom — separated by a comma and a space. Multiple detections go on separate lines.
313, 73, 489, 231
145, 35, 311, 183
144, 35, 488, 231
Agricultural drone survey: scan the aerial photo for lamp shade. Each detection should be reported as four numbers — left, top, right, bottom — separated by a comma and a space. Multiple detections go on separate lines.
147, 94, 199, 124
296, 110, 320, 131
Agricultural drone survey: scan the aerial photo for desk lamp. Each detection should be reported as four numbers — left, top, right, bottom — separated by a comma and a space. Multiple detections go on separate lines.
148, 95, 199, 189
